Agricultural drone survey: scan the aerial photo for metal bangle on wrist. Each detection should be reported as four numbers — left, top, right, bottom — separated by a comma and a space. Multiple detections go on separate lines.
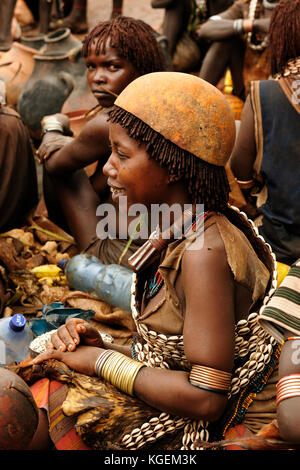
233, 18, 244, 35
41, 117, 65, 137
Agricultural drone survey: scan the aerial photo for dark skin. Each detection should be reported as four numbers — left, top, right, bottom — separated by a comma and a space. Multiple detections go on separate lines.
38, 40, 141, 250
29, 123, 255, 451
229, 95, 256, 180
0, 0, 17, 50
151, 0, 191, 56
277, 330, 300, 443
197, 3, 272, 98
151, 0, 232, 57
111, 0, 123, 18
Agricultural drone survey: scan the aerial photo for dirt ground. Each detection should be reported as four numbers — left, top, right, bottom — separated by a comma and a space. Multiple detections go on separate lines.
87, 0, 164, 30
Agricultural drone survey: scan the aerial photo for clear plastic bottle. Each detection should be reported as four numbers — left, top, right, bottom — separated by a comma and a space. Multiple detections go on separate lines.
0, 314, 33, 366
60, 254, 133, 312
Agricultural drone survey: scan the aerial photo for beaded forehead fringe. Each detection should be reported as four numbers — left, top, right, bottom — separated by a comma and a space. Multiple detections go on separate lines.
109, 105, 230, 210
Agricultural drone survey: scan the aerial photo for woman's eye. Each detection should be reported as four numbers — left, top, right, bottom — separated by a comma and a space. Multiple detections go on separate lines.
108, 64, 119, 72
117, 151, 128, 159
86, 63, 96, 71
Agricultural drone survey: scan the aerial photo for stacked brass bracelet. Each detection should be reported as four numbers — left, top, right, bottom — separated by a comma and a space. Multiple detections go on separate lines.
276, 374, 300, 406
189, 365, 232, 395
94, 350, 145, 396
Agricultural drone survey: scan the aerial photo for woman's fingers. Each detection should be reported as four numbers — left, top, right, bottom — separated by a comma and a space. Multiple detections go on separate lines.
31, 345, 104, 377
47, 319, 89, 351
32, 349, 63, 364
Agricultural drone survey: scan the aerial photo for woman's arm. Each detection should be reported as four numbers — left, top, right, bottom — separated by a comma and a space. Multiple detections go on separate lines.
276, 330, 300, 443
33, 226, 236, 421
229, 94, 256, 180
133, 224, 236, 420
39, 112, 111, 177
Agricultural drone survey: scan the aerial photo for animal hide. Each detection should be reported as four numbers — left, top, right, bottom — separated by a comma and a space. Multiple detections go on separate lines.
11, 359, 182, 450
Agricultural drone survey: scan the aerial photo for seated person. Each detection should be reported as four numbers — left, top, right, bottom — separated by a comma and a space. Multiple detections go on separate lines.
8, 71, 279, 451
0, 88, 38, 232
230, 0, 300, 267
259, 258, 300, 444
37, 16, 166, 267
196, 0, 277, 99
151, 0, 233, 72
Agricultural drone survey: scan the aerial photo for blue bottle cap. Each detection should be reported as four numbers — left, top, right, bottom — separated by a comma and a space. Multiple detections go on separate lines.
9, 314, 26, 332
58, 259, 68, 270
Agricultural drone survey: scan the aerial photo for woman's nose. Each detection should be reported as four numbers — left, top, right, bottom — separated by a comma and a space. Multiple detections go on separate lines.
93, 67, 106, 84
103, 154, 118, 178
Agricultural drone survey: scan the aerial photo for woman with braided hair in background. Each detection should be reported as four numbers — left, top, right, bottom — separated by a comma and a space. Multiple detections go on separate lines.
37, 15, 166, 268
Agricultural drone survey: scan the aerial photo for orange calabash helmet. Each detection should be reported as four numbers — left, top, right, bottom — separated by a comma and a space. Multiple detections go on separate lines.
115, 71, 236, 167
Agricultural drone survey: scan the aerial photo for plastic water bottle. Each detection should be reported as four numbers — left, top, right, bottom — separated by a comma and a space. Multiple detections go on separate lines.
0, 314, 33, 366
59, 254, 133, 312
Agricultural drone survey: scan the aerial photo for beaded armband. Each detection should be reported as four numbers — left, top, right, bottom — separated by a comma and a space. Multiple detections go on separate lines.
276, 374, 300, 406
189, 365, 232, 396
94, 350, 145, 396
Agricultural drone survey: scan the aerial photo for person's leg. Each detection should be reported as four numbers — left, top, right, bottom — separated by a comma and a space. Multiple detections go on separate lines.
55, 0, 88, 34
199, 37, 245, 99
161, 0, 191, 56
111, 0, 123, 18
42, 167, 71, 232
199, 40, 231, 85
0, 0, 17, 51
38, 0, 53, 34
228, 36, 246, 100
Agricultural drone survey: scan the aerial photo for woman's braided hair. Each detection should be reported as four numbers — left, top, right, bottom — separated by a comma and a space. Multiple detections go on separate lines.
82, 16, 166, 74
109, 105, 230, 211
269, 0, 300, 75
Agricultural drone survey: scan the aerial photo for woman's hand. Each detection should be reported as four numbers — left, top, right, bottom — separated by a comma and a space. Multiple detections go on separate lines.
32, 345, 105, 377
37, 133, 74, 162
47, 318, 105, 352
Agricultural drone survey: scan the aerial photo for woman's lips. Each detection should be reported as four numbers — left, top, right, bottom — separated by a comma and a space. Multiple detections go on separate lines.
92, 90, 111, 99
92, 86, 118, 99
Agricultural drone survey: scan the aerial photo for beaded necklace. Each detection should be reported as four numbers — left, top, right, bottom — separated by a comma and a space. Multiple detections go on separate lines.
145, 210, 209, 300
247, 0, 269, 51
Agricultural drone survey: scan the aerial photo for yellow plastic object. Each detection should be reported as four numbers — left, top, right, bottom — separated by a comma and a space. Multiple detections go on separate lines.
277, 262, 290, 287
31, 264, 62, 279
224, 69, 233, 94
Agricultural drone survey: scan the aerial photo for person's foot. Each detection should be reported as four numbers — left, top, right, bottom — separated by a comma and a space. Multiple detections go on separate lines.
50, 16, 88, 34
